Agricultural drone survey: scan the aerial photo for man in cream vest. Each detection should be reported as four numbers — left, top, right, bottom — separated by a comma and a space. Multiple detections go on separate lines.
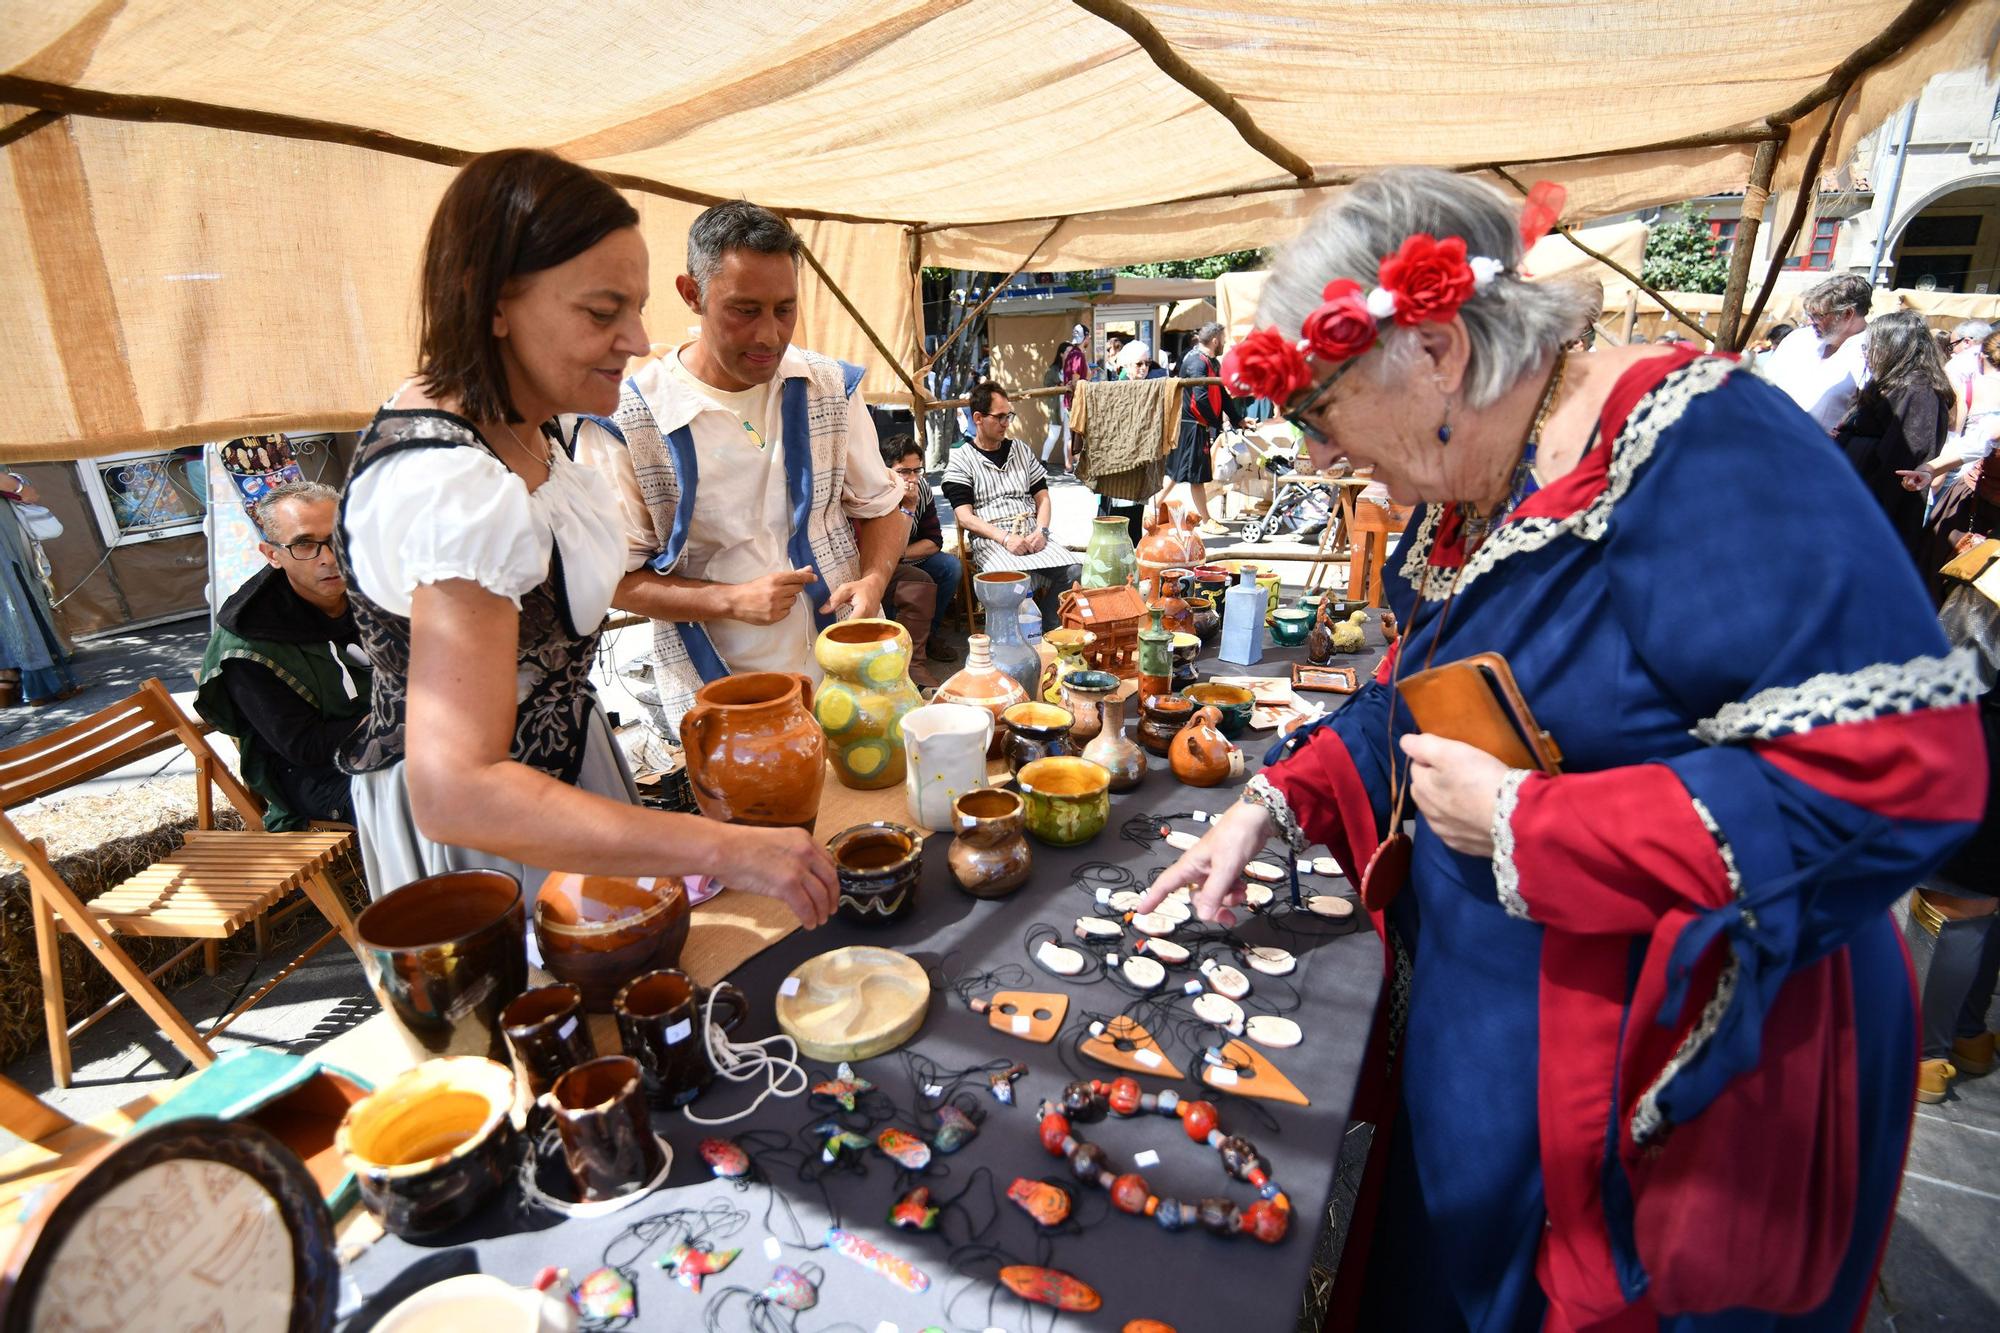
576, 202, 905, 740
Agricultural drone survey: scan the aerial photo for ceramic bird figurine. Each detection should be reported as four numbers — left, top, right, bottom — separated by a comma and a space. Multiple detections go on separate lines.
1331, 610, 1368, 655
661, 1244, 740, 1293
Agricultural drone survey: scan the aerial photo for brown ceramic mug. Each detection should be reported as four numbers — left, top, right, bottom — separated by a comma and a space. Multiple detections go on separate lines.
614, 969, 748, 1109
355, 869, 528, 1063
544, 1055, 664, 1202
500, 983, 597, 1100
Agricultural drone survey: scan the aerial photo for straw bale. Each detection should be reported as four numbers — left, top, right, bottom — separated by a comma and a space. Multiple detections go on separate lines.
0, 779, 366, 1070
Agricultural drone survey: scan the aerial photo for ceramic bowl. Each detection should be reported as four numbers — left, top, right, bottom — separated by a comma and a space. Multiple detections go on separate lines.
1271, 607, 1315, 646
336, 1057, 519, 1238
1182, 681, 1256, 738
356, 870, 527, 1062
1000, 701, 1073, 775
1016, 756, 1111, 847
827, 821, 924, 924
533, 873, 691, 1012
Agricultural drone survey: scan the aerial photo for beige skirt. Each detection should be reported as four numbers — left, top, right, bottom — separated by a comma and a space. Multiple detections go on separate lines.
351, 699, 639, 902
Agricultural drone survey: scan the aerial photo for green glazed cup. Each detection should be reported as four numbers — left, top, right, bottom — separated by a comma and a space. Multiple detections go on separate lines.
1016, 756, 1111, 847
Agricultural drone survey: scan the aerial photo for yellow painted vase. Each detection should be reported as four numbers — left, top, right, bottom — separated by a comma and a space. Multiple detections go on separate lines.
813, 618, 924, 790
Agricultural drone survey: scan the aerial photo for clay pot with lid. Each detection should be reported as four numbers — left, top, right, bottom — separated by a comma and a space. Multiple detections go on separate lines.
680, 671, 825, 830
534, 873, 691, 1011
1170, 705, 1244, 787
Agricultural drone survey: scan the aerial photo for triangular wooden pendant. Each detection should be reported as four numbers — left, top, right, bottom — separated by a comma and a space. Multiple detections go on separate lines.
1202, 1039, 1310, 1106
971, 990, 1069, 1044
1079, 1015, 1183, 1078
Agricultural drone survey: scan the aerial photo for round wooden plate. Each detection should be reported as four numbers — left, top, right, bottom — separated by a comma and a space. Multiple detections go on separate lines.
774, 946, 930, 1062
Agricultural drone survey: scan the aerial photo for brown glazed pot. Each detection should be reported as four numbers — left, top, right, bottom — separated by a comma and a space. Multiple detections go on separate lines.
1138, 693, 1196, 757
356, 870, 528, 1063
499, 983, 597, 1100
1170, 704, 1244, 787
533, 873, 691, 1012
948, 787, 1032, 899
1000, 701, 1073, 776
335, 1057, 519, 1238
1187, 593, 1221, 647
680, 671, 825, 830
827, 821, 925, 924
614, 969, 749, 1109
544, 1055, 664, 1202
1151, 568, 1196, 637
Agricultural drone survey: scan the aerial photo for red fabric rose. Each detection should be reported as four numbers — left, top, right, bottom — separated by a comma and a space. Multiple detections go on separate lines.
1221, 327, 1310, 402
1377, 234, 1476, 326
1301, 279, 1378, 362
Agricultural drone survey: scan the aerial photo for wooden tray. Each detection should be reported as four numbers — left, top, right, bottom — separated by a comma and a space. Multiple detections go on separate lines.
774, 946, 931, 1062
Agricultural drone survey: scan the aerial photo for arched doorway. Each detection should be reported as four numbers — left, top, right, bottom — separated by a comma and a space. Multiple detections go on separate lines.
1882, 173, 2000, 293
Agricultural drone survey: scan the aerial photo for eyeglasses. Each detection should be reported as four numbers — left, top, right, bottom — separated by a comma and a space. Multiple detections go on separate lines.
978, 412, 1015, 423
1806, 307, 1853, 332
892, 465, 925, 477
1281, 356, 1366, 446
273, 538, 332, 560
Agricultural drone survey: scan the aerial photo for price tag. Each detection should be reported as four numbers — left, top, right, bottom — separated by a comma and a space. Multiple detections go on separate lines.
876, 1323, 900, 1333
925, 1082, 944, 1099
1192, 810, 1209, 822
763, 1236, 783, 1261
1135, 1048, 1163, 1069
1298, 859, 1315, 875
1011, 1014, 1031, 1035
665, 1019, 692, 1046
1209, 1066, 1239, 1087
779, 976, 801, 997
1133, 1149, 1161, 1168
556, 1016, 578, 1042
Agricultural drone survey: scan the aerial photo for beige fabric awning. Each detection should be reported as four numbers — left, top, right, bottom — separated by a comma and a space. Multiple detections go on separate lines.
2, 0, 1994, 459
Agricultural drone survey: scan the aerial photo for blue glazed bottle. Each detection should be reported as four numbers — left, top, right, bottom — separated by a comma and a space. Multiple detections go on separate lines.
1219, 567, 1265, 666
975, 571, 1042, 699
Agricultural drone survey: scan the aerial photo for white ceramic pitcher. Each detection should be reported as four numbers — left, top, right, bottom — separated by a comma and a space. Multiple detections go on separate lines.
899, 703, 994, 831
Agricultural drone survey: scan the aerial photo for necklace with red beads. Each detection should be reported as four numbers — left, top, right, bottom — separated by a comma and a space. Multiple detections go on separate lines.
1034, 1077, 1290, 1244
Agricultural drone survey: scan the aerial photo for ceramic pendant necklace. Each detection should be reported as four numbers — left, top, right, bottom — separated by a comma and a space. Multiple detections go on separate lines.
697, 1137, 752, 1180
1306, 894, 1356, 919
1151, 895, 1194, 924
1243, 860, 1286, 883
760, 1263, 821, 1311
1200, 959, 1252, 1000
661, 1242, 741, 1293
1201, 1039, 1311, 1106
990, 1062, 1028, 1104
825, 1226, 930, 1292
1192, 992, 1246, 1033
1243, 883, 1275, 909
1130, 910, 1178, 937
1001, 1264, 1103, 1312
1036, 938, 1088, 976
1035, 1079, 1291, 1244
1243, 945, 1296, 976
1163, 828, 1201, 851
1006, 1176, 1073, 1227
811, 1063, 873, 1111
1136, 936, 1191, 965
1080, 1015, 1184, 1078
1105, 890, 1146, 912
934, 1102, 982, 1154
1313, 856, 1342, 877
876, 1126, 932, 1171
1121, 955, 1166, 990
1245, 1015, 1302, 1049
890, 1185, 940, 1230
1075, 916, 1122, 941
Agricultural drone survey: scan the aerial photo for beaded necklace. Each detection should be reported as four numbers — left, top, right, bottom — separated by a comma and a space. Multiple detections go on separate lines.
1034, 1077, 1291, 1244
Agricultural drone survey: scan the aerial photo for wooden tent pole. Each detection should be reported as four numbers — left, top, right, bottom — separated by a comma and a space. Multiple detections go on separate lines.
1740, 90, 1851, 347
1489, 168, 1714, 343
794, 232, 925, 404
1717, 138, 1782, 350
1766, 0, 1959, 127
921, 218, 1067, 372
1069, 0, 1315, 181
0, 109, 61, 150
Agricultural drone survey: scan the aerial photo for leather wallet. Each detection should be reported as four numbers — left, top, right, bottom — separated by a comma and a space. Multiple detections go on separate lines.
1395, 651, 1563, 774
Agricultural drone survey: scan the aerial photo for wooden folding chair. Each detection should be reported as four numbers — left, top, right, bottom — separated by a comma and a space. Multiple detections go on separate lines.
0, 678, 364, 1088
954, 526, 983, 634
0, 1072, 77, 1147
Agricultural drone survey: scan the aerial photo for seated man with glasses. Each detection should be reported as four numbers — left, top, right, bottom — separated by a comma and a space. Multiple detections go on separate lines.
881, 433, 960, 686
195, 480, 371, 828
1762, 272, 1874, 433
941, 381, 1081, 627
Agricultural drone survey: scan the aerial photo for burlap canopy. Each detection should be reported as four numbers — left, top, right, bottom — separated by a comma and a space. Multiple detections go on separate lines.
2, 0, 1994, 459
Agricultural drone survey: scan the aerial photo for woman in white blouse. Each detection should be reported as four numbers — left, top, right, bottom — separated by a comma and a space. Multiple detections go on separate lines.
336, 149, 837, 925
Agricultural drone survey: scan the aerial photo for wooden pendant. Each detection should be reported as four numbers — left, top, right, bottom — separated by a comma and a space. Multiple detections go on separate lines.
971, 990, 1068, 1043
1202, 1039, 1310, 1106
1080, 1015, 1183, 1079
1306, 894, 1355, 919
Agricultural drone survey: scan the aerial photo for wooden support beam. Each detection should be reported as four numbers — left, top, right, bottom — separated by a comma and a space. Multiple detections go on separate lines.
921, 218, 1066, 372
924, 377, 1221, 414
1717, 138, 1782, 350
0, 76, 913, 227
1767, 0, 1961, 127
793, 232, 926, 404
1070, 0, 1315, 181
1741, 90, 1851, 347
0, 109, 62, 150
1489, 168, 1715, 344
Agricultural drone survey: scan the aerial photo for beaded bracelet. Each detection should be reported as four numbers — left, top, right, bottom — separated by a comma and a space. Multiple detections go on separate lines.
1033, 1077, 1290, 1244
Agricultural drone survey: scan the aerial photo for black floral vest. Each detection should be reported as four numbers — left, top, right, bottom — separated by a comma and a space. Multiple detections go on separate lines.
335, 409, 599, 782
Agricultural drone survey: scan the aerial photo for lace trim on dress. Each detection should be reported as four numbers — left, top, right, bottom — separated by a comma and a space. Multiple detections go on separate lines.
1691, 647, 1983, 744
1490, 769, 1532, 921
1628, 795, 1750, 1146
1243, 774, 1307, 853
1407, 357, 1736, 602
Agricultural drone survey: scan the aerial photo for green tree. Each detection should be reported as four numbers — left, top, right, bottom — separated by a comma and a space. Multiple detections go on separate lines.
1640, 204, 1729, 295
1119, 249, 1265, 280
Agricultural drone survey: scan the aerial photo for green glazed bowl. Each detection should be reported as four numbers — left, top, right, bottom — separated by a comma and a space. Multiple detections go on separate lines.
1181, 682, 1256, 738
1016, 756, 1111, 846
1270, 607, 1314, 647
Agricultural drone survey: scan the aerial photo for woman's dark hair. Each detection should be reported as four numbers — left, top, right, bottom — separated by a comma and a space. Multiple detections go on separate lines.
1049, 341, 1075, 371
1861, 309, 1952, 415
1981, 328, 2000, 370
1763, 322, 1795, 345
417, 148, 639, 424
